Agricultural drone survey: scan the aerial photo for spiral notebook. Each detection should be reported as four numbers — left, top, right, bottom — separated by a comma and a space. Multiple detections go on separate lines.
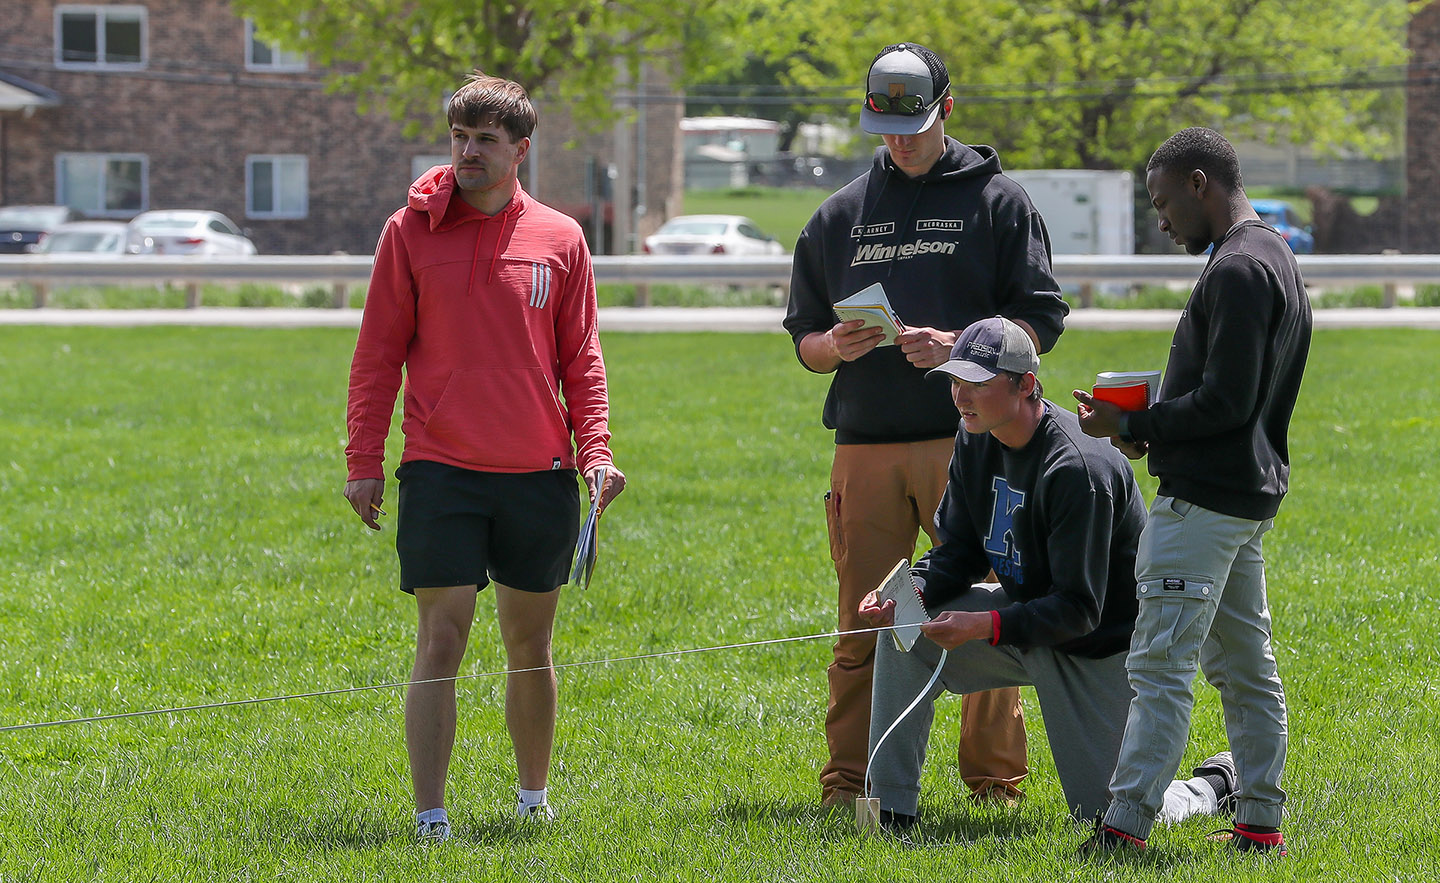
877, 558, 930, 652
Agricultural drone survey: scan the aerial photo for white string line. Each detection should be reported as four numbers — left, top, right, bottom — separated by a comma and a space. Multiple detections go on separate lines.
0, 622, 931, 734
865, 647, 949, 803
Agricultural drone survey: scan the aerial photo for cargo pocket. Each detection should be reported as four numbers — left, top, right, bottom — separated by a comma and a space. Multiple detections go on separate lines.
824, 489, 845, 563
1128, 577, 1217, 672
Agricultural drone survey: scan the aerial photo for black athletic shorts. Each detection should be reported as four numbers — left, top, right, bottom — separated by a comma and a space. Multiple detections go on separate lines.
394, 460, 580, 594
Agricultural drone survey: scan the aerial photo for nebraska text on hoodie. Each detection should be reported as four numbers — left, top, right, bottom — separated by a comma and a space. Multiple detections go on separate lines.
784, 138, 1068, 445
346, 165, 613, 481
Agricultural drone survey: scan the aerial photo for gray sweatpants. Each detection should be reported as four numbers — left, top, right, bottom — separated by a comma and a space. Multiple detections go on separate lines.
1103, 496, 1286, 839
868, 583, 1220, 822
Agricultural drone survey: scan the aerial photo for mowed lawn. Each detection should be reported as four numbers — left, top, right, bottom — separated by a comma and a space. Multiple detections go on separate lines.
682, 187, 831, 250
0, 325, 1436, 881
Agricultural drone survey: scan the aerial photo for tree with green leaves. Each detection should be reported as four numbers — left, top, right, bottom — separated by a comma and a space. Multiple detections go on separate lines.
239, 0, 1412, 171
235, 0, 751, 135
739, 0, 1413, 171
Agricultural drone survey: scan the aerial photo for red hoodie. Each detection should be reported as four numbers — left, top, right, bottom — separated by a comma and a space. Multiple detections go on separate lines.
346, 166, 613, 481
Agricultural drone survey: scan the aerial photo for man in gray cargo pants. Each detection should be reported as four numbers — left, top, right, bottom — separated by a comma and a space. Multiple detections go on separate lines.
1074, 127, 1310, 856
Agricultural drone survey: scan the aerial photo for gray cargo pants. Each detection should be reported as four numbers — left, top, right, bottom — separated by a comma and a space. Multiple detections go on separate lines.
1102, 496, 1287, 839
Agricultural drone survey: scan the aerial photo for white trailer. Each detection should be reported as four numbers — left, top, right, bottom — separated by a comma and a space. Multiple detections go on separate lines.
1007, 169, 1135, 255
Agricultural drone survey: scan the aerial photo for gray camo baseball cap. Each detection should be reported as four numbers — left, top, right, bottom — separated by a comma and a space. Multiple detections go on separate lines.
860, 43, 951, 136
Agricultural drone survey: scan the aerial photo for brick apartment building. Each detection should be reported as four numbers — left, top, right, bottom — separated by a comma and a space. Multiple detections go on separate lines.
0, 0, 681, 255
1406, 1, 1440, 252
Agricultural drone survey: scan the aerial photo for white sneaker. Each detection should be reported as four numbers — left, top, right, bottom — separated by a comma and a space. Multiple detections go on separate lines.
517, 801, 555, 821
416, 818, 453, 843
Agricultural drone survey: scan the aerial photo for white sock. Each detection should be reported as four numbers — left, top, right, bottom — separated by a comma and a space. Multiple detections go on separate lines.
517, 787, 548, 810
1195, 776, 1221, 811
416, 807, 448, 826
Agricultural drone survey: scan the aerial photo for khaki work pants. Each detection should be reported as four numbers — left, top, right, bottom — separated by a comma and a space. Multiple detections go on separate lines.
822, 439, 1029, 802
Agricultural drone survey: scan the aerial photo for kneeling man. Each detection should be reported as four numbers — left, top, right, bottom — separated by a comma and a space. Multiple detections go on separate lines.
860, 317, 1232, 830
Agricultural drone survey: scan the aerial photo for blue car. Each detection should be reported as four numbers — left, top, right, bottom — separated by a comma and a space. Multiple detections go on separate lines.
1251, 199, 1314, 254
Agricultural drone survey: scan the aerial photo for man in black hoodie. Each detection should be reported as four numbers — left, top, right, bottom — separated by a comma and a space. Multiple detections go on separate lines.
1074, 127, 1311, 856
784, 42, 1069, 810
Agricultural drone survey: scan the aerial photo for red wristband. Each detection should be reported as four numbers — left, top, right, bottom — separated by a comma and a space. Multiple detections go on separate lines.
989, 610, 1001, 645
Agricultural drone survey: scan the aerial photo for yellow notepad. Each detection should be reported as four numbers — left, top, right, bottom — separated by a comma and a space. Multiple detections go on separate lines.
833, 282, 904, 346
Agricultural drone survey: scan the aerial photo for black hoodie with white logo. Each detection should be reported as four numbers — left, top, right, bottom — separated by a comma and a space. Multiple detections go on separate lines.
785, 138, 1068, 444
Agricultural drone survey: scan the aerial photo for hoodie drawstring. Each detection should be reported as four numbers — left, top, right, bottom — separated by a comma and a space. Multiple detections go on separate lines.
856, 162, 924, 279
490, 210, 510, 285
858, 166, 893, 234
469, 223, 483, 297
465, 204, 514, 295
416, 168, 526, 297
889, 182, 926, 279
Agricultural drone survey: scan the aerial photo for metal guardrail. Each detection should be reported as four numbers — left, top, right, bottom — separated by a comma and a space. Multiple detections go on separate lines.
0, 254, 378, 308
2, 253, 1438, 308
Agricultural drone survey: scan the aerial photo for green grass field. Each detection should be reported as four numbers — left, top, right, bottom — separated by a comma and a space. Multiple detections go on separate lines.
1, 326, 1437, 880
683, 187, 831, 250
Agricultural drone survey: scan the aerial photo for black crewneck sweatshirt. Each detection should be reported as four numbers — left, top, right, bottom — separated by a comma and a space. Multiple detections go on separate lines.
1128, 219, 1312, 520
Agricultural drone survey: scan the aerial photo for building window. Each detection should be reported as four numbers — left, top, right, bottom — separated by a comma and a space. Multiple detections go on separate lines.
245, 20, 306, 71
56, 153, 147, 216
247, 155, 308, 219
55, 5, 146, 69
411, 155, 450, 183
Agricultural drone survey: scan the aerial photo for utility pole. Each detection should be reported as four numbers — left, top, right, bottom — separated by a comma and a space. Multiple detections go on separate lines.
611, 61, 634, 255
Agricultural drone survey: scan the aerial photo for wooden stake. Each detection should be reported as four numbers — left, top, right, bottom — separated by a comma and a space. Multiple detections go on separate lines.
855, 797, 881, 837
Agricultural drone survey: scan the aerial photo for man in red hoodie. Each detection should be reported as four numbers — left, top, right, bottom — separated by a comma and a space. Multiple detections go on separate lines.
344, 73, 625, 843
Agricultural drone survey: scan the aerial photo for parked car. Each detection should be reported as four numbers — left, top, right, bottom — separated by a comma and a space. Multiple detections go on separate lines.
127, 210, 257, 256
1251, 199, 1314, 254
33, 221, 131, 256
0, 205, 81, 253
642, 214, 785, 256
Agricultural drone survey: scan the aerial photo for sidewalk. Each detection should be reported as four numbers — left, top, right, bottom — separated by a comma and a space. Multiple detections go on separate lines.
2, 306, 1439, 330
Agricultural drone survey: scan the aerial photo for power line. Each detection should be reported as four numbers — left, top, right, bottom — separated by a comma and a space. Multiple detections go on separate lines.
647, 76, 1440, 107
667, 61, 1440, 106
681, 60, 1440, 98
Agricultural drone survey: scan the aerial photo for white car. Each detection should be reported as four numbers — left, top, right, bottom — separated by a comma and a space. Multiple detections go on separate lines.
642, 214, 785, 256
33, 221, 131, 256
0, 205, 79, 253
127, 210, 257, 256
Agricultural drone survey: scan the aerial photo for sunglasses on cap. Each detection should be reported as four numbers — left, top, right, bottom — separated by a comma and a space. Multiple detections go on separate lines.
865, 92, 933, 115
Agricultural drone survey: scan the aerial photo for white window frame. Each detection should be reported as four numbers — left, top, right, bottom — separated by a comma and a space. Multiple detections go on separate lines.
54, 5, 148, 70
411, 155, 451, 183
55, 152, 148, 217
246, 154, 309, 219
244, 19, 306, 72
